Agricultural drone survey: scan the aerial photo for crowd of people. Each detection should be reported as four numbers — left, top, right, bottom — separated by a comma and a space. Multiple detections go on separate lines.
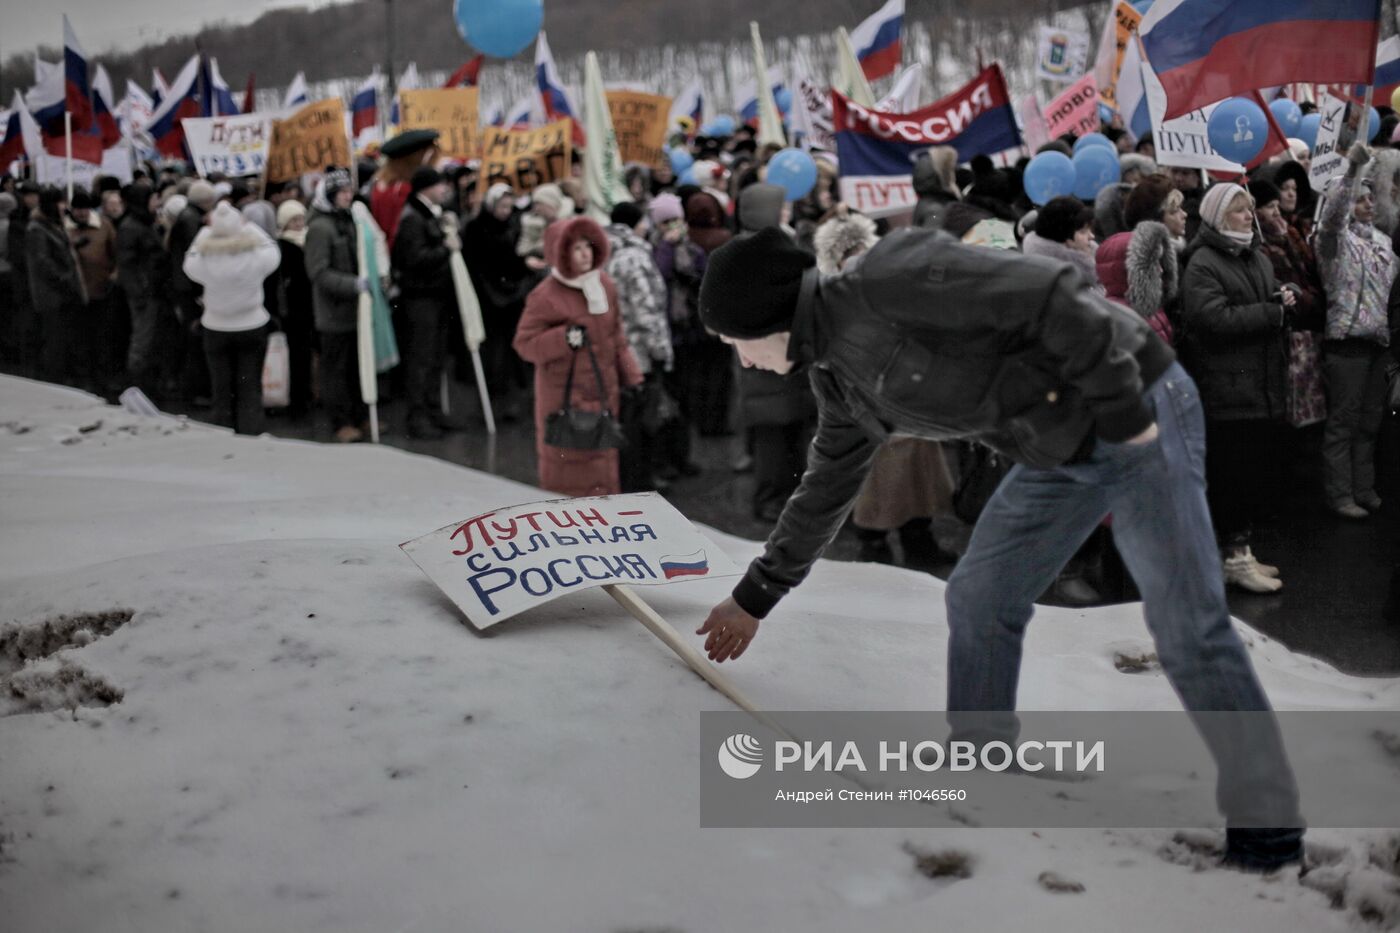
1, 105, 1397, 608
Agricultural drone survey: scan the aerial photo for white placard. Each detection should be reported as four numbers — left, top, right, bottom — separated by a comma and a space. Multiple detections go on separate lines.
400, 492, 742, 629
1144, 63, 1247, 172
182, 113, 273, 178
1308, 92, 1349, 192
1036, 25, 1091, 83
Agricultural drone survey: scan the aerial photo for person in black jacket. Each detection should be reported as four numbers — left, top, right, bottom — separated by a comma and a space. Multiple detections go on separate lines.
305, 168, 367, 442
392, 166, 458, 439
168, 180, 216, 402
8, 182, 41, 374
692, 226, 1304, 872
463, 182, 533, 421
115, 182, 169, 396
25, 187, 87, 387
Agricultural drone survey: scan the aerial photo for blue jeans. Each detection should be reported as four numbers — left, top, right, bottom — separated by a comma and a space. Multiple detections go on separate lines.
945, 363, 1301, 826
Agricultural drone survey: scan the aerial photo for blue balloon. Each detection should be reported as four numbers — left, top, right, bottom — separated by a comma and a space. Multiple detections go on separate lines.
1297, 113, 1322, 151
1370, 106, 1382, 142
1269, 98, 1303, 137
1073, 132, 1115, 154
669, 148, 694, 174
766, 147, 818, 201
1023, 151, 1077, 206
1097, 103, 1115, 126
711, 114, 737, 136
678, 168, 697, 186
1207, 97, 1268, 164
453, 0, 542, 58
774, 88, 793, 114
1072, 145, 1121, 201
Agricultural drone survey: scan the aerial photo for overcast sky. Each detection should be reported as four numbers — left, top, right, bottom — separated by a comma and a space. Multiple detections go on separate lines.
4, 1, 343, 60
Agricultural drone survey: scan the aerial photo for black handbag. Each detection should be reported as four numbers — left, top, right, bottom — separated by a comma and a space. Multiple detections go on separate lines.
544, 341, 628, 450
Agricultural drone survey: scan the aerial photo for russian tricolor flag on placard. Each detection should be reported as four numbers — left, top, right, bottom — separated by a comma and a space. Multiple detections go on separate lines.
63, 15, 94, 132
535, 31, 576, 122
1374, 36, 1400, 106
1140, 0, 1382, 121
659, 550, 710, 580
146, 55, 202, 158
351, 73, 379, 136
851, 0, 904, 82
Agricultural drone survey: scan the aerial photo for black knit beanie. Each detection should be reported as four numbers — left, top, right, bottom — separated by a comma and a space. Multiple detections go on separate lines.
609, 201, 645, 228
699, 227, 815, 339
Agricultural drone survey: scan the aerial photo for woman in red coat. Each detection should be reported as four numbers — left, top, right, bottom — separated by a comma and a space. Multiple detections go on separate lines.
514, 216, 644, 497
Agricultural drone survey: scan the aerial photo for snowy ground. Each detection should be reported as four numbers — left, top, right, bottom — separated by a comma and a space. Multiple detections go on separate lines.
2, 373, 1399, 933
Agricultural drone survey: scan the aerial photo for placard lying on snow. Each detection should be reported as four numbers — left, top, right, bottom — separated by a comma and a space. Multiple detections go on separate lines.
400, 492, 741, 629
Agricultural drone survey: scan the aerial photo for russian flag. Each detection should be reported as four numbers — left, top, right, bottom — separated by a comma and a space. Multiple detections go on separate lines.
200, 57, 240, 117
851, 0, 904, 82
736, 66, 786, 125
63, 15, 94, 132
659, 550, 710, 580
1114, 36, 1153, 139
668, 79, 704, 132
388, 62, 418, 126
535, 32, 585, 146
150, 68, 168, 110
1140, 0, 1382, 121
0, 93, 23, 168
351, 72, 379, 136
502, 93, 539, 129
92, 65, 121, 148
27, 54, 66, 134
443, 55, 484, 89
1374, 36, 1400, 106
283, 71, 309, 111
146, 55, 202, 158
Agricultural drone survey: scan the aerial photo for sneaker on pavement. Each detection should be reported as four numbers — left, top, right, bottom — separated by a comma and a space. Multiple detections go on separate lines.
1241, 546, 1279, 579
1331, 500, 1370, 520
1355, 491, 1383, 511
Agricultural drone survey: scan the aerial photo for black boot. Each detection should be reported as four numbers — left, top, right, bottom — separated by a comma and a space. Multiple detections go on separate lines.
1221, 827, 1304, 873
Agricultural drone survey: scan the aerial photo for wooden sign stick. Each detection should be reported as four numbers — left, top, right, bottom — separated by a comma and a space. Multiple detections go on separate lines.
605, 583, 794, 742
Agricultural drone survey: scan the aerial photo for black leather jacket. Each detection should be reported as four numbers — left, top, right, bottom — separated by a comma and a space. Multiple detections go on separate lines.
732, 227, 1174, 618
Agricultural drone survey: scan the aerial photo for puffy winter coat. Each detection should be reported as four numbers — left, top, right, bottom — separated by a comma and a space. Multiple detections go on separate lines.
182, 222, 281, 332
393, 195, 455, 299
304, 206, 359, 334
70, 213, 117, 301
1096, 224, 1176, 346
513, 217, 644, 497
1317, 170, 1397, 346
1022, 231, 1100, 291
115, 191, 167, 303
604, 222, 672, 375
1179, 224, 1288, 422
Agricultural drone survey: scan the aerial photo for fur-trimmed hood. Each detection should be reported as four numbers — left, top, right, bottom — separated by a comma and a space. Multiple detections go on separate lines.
189, 225, 270, 257
1125, 221, 1178, 317
1365, 149, 1400, 237
543, 215, 611, 277
813, 212, 878, 275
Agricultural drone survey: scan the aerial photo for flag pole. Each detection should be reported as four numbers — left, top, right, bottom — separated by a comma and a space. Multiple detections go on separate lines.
64, 112, 73, 202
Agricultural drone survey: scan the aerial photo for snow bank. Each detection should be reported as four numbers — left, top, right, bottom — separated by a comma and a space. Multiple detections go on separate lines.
1, 375, 1397, 932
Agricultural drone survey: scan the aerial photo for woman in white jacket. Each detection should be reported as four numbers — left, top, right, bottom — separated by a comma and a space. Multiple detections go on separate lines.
183, 201, 282, 435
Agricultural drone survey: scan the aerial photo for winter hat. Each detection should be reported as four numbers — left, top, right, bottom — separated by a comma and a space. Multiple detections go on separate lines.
699, 226, 815, 339
160, 194, 187, 224
95, 175, 122, 194
276, 199, 307, 231
1199, 182, 1250, 231
1119, 153, 1157, 179
69, 190, 97, 210
38, 186, 66, 221
530, 183, 565, 213
410, 165, 444, 194
212, 181, 233, 201
1034, 196, 1093, 243
609, 201, 646, 228
1122, 174, 1176, 229
647, 192, 684, 225
1286, 139, 1310, 162
484, 182, 514, 211
186, 180, 217, 211
324, 166, 354, 199
690, 159, 723, 187
209, 201, 245, 237
1246, 179, 1281, 210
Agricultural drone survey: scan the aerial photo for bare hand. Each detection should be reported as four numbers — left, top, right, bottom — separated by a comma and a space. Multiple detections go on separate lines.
1280, 287, 1297, 308
1126, 422, 1159, 446
525, 256, 547, 271
696, 596, 760, 663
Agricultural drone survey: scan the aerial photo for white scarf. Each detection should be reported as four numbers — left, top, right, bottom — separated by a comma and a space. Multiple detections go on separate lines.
551, 267, 609, 314
1220, 229, 1255, 247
